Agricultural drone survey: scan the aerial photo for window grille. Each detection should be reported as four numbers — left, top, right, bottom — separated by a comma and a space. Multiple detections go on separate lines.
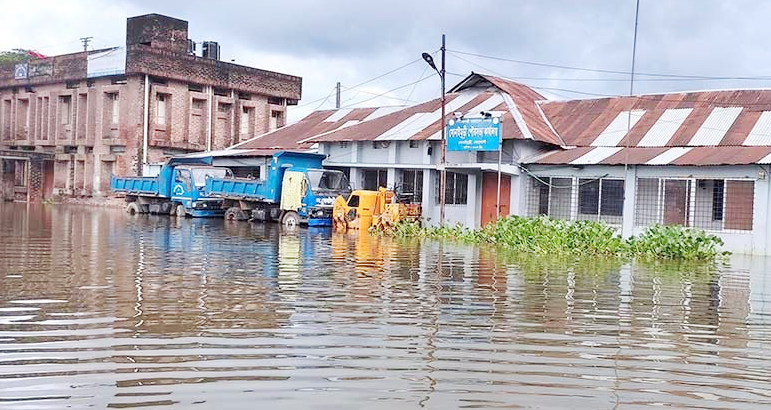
436, 171, 468, 205
526, 176, 624, 226
635, 178, 754, 232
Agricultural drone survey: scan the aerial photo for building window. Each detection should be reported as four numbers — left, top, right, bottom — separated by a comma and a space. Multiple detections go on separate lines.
712, 179, 724, 221
269, 110, 284, 131
635, 178, 754, 231
240, 106, 252, 136
578, 178, 624, 218
107, 93, 119, 124
409, 140, 420, 148
60, 95, 72, 125
156, 94, 167, 125
363, 169, 388, 190
600, 179, 624, 217
192, 98, 205, 110
578, 179, 600, 215
437, 172, 468, 205
339, 141, 349, 149
400, 170, 423, 203
218, 103, 231, 113
268, 96, 285, 105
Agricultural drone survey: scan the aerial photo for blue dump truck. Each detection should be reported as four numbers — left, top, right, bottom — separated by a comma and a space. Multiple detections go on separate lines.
204, 151, 350, 227
110, 156, 231, 217
111, 150, 349, 226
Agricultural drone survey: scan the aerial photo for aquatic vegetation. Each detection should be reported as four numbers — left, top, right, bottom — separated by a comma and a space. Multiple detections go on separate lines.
626, 224, 728, 261
384, 216, 728, 260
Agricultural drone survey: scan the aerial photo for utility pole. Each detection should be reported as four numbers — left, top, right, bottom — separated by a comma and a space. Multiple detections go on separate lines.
79, 37, 93, 51
439, 34, 446, 226
335, 81, 341, 109
422, 35, 447, 225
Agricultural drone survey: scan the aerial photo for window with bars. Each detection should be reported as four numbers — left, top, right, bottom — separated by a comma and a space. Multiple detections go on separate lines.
436, 171, 468, 205
635, 178, 754, 231
526, 176, 624, 225
400, 169, 423, 203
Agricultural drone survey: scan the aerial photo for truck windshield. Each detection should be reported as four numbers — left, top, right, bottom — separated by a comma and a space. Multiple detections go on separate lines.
191, 167, 232, 187
307, 170, 348, 194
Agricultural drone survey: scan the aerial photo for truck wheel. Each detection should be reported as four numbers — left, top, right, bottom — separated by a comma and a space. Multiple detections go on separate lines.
281, 211, 300, 227
126, 202, 141, 215
175, 204, 186, 218
224, 207, 246, 221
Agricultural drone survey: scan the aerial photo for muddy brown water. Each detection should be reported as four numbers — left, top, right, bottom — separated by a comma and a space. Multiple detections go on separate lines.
1, 203, 771, 409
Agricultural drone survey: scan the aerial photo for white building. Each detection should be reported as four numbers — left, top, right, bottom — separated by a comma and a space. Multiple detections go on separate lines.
236, 73, 771, 255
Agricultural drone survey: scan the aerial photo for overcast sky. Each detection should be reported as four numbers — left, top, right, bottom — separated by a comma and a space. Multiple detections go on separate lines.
3, 0, 771, 122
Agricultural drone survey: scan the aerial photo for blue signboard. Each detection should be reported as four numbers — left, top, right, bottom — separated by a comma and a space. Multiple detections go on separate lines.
446, 117, 501, 151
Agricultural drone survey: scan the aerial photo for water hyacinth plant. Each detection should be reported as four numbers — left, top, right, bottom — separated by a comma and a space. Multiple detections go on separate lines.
387, 216, 727, 260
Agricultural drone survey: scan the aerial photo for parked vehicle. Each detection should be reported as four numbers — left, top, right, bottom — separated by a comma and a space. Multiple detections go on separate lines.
206, 151, 349, 227
332, 187, 422, 232
110, 160, 231, 217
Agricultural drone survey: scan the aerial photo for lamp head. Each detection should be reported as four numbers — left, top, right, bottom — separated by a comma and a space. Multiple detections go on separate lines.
421, 52, 438, 71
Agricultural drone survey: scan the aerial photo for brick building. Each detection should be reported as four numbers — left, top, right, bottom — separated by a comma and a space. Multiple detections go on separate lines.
0, 13, 301, 200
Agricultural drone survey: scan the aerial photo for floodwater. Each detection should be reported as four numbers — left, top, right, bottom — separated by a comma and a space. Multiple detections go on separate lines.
1, 204, 771, 409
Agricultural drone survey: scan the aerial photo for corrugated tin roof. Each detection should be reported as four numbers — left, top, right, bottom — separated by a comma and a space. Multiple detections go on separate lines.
687, 107, 742, 146
234, 107, 388, 150
539, 89, 771, 149
526, 146, 771, 166
309, 74, 565, 146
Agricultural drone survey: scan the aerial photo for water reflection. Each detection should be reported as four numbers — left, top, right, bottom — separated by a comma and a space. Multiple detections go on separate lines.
1, 203, 771, 409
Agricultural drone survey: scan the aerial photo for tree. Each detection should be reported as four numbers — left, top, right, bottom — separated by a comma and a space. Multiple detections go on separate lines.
0, 49, 32, 65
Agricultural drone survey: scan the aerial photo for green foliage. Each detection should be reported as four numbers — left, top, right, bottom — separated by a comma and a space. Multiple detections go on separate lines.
383, 216, 728, 261
0, 49, 31, 65
626, 224, 728, 261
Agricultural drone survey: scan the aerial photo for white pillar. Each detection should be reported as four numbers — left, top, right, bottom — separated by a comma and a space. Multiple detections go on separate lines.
622, 165, 637, 238
467, 173, 477, 228
422, 168, 434, 224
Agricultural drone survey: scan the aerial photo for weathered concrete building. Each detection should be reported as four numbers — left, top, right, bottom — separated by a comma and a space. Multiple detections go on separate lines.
0, 13, 301, 201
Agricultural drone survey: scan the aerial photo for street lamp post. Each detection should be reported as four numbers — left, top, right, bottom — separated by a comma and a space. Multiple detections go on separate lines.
422, 34, 446, 225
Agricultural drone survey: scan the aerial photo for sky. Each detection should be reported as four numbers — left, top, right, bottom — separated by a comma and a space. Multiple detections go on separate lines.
3, 0, 771, 122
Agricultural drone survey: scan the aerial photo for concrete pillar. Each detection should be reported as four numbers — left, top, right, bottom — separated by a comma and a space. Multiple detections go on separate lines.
467, 172, 477, 228
622, 166, 637, 238
349, 167, 359, 190
387, 167, 396, 190
755, 174, 770, 255
422, 168, 434, 224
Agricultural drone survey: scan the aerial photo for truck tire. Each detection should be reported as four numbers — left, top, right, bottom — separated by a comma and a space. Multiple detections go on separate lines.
126, 202, 141, 215
281, 211, 300, 227
224, 207, 248, 221
175, 204, 186, 218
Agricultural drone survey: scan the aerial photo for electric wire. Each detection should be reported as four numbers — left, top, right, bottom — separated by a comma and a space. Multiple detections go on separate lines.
448, 49, 771, 81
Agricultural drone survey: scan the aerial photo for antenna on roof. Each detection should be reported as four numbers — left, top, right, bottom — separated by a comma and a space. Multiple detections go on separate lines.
80, 37, 93, 51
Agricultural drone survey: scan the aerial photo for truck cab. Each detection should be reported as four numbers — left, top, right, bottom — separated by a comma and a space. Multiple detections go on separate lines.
280, 168, 350, 226
167, 166, 232, 216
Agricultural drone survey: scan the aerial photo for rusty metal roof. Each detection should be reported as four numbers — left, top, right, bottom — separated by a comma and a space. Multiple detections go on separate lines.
294, 73, 563, 146
234, 107, 386, 151
539, 89, 771, 148
525, 146, 771, 166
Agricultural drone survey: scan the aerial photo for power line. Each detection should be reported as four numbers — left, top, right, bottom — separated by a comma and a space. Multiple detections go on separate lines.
449, 49, 771, 81
340, 85, 419, 104
340, 74, 434, 108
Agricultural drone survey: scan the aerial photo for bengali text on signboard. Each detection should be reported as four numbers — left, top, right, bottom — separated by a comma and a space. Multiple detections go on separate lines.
446, 117, 501, 151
